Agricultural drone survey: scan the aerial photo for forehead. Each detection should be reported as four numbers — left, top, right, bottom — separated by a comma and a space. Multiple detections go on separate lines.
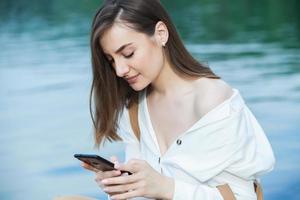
100, 23, 149, 54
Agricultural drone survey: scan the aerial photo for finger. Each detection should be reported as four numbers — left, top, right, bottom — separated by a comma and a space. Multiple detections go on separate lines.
95, 171, 112, 189
110, 189, 141, 200
95, 171, 104, 182
81, 162, 99, 173
110, 156, 119, 163
102, 170, 122, 179
106, 192, 122, 197
110, 156, 121, 169
115, 159, 142, 173
102, 173, 138, 186
103, 182, 139, 194
95, 178, 104, 189
95, 170, 122, 184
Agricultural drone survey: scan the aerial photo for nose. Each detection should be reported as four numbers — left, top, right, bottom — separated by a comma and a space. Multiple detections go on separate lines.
114, 60, 130, 78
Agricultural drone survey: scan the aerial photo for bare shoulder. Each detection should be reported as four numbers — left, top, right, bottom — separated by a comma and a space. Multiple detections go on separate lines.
194, 77, 234, 116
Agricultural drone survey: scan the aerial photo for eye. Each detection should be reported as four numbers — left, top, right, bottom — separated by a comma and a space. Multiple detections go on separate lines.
124, 52, 134, 58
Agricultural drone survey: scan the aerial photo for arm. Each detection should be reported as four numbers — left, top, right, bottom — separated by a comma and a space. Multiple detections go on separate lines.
173, 180, 236, 200
101, 159, 236, 200
165, 176, 236, 200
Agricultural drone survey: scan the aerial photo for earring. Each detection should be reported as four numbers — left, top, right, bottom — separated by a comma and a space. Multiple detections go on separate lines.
162, 42, 166, 47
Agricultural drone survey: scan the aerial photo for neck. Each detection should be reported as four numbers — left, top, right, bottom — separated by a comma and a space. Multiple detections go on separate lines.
149, 60, 195, 98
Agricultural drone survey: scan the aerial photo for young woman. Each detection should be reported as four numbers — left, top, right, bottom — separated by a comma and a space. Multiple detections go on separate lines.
56, 0, 275, 199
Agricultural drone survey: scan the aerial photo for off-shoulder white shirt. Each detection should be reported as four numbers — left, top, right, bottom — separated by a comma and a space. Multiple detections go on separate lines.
116, 88, 275, 200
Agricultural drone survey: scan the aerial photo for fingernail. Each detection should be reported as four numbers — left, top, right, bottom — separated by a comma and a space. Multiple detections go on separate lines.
114, 163, 120, 169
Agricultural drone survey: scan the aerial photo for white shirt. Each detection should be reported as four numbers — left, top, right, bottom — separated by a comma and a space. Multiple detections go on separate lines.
116, 88, 275, 200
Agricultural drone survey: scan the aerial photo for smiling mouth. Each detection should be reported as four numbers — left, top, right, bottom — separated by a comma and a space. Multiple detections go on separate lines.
126, 74, 139, 80
125, 74, 139, 84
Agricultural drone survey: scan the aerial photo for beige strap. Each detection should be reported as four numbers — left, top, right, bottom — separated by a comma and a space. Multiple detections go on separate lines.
218, 182, 263, 200
217, 184, 236, 200
254, 181, 264, 200
129, 102, 140, 141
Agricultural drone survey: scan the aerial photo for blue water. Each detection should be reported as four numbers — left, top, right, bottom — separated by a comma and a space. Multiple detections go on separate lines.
0, 0, 300, 199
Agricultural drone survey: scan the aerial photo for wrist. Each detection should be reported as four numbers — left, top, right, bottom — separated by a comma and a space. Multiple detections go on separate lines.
160, 176, 174, 200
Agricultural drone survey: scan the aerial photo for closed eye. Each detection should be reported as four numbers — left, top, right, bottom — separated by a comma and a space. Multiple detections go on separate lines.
124, 52, 134, 58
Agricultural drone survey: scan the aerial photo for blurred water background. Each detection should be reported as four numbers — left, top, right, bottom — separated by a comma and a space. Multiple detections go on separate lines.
0, 0, 299, 199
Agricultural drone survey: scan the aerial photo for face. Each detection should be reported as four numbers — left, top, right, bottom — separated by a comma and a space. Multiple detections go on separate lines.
100, 22, 166, 91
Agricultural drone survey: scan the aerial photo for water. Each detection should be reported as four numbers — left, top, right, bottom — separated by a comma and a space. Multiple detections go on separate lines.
0, 0, 299, 199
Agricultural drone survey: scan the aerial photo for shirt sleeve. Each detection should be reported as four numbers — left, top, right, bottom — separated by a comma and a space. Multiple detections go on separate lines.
168, 101, 274, 200
173, 180, 224, 200
164, 97, 275, 183
225, 105, 275, 179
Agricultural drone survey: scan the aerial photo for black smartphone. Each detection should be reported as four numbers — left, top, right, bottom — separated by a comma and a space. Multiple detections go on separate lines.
74, 154, 131, 175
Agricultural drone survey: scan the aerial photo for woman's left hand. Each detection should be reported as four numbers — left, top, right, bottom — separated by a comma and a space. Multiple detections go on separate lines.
101, 159, 174, 200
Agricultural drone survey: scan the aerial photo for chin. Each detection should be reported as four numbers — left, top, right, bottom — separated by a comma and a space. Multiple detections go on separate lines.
130, 85, 146, 91
130, 82, 150, 91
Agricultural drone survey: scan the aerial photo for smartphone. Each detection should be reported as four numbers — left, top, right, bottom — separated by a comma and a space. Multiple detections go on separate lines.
74, 154, 131, 175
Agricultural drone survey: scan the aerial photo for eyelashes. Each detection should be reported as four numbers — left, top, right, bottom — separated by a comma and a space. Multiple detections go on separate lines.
106, 51, 134, 65
106, 51, 135, 65
124, 52, 134, 58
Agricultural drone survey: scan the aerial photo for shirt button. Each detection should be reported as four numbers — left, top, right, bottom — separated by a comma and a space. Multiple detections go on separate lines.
176, 139, 182, 145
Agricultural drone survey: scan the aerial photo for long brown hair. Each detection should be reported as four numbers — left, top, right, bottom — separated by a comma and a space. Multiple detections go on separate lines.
90, 0, 220, 148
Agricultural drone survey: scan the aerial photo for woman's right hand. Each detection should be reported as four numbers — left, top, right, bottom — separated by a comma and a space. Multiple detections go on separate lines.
81, 156, 122, 196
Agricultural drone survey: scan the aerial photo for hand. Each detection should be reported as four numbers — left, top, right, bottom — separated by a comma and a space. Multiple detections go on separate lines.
101, 159, 174, 200
81, 156, 123, 197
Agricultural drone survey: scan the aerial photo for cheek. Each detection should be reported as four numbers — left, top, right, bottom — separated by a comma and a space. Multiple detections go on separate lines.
136, 45, 164, 78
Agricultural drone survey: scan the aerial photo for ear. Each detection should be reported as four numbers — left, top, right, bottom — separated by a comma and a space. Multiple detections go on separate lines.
154, 21, 169, 47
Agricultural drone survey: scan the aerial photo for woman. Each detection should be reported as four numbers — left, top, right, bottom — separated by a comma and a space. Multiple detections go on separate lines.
57, 0, 275, 199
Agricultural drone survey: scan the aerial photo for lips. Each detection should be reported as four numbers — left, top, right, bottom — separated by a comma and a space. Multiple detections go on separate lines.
125, 74, 139, 84
126, 74, 139, 80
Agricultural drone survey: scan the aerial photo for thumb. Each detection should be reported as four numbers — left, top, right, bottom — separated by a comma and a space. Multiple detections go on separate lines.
110, 156, 120, 168
115, 159, 141, 173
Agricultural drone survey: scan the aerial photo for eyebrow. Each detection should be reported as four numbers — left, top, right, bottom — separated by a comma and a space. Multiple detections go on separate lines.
114, 42, 133, 54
